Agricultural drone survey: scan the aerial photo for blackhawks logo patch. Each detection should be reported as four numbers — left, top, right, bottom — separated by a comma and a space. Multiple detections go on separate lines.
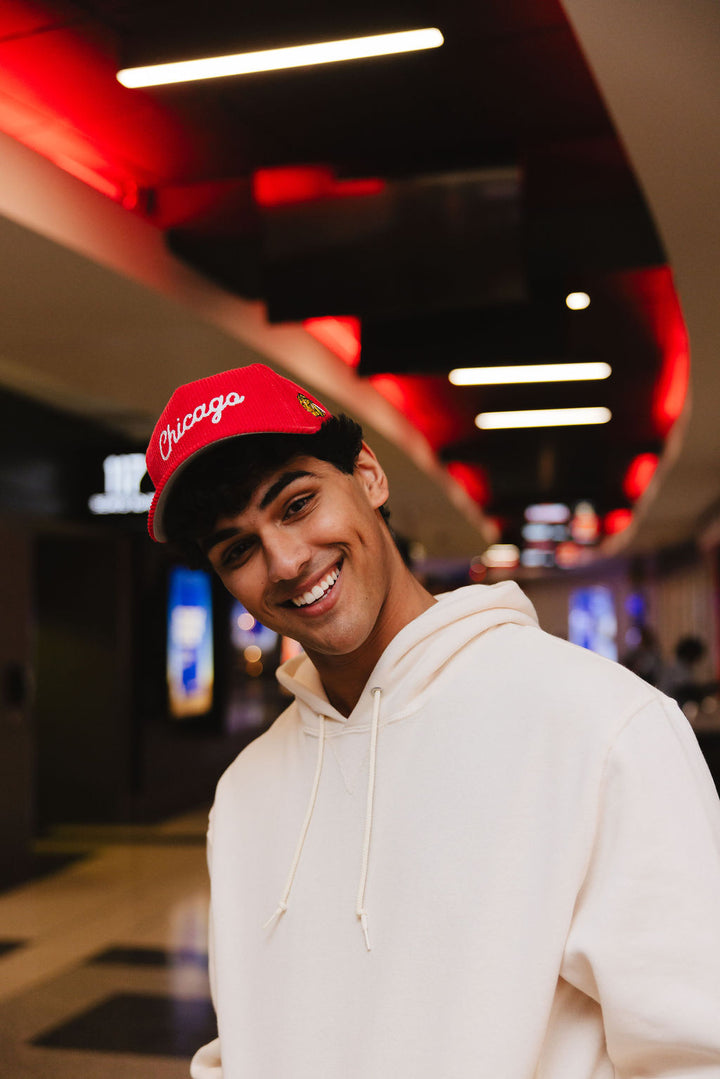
297, 393, 326, 417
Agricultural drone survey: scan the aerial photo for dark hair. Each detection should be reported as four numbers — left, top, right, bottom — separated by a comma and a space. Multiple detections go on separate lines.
162, 413, 387, 567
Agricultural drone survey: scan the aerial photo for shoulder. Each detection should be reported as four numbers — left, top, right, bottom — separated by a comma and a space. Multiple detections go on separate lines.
476, 621, 666, 739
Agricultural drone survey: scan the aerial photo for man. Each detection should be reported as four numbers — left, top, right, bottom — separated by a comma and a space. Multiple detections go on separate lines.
146, 363, 720, 1079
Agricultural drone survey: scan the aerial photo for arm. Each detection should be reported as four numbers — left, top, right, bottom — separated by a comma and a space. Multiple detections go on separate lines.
562, 696, 720, 1075
190, 809, 223, 1079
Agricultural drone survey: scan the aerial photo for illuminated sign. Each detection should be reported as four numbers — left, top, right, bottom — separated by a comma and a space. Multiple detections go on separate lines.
89, 453, 153, 515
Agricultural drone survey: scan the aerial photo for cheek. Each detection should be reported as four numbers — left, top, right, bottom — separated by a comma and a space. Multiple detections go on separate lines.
219, 569, 264, 616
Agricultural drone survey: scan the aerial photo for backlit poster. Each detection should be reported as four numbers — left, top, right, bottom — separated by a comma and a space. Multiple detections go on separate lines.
167, 567, 214, 718
568, 586, 618, 661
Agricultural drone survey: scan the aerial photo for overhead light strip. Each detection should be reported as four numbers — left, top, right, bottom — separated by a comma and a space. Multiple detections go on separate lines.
117, 28, 444, 88
476, 406, 612, 430
449, 362, 611, 386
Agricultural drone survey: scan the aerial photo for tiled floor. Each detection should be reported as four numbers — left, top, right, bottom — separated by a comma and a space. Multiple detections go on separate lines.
0, 809, 213, 1077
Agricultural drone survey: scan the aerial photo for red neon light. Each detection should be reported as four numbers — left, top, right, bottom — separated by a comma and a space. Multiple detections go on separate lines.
623, 453, 659, 501
0, 6, 202, 210
445, 461, 491, 506
303, 317, 361, 367
617, 267, 689, 436
654, 328, 689, 433
604, 508, 633, 535
253, 166, 384, 207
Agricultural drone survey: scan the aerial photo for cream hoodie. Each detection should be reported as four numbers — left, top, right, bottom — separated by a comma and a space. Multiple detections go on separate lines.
191, 582, 720, 1078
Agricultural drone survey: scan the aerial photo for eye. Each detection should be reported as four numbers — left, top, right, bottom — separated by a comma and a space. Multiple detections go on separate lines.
284, 493, 314, 519
219, 537, 254, 569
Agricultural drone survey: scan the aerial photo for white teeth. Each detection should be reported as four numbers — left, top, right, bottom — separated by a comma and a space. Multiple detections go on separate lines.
291, 567, 340, 607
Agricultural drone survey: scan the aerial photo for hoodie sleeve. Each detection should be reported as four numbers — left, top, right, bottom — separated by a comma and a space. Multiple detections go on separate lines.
190, 808, 223, 1079
561, 696, 720, 1075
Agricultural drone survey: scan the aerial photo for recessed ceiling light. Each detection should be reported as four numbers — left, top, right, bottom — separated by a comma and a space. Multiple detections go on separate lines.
117, 28, 444, 88
475, 406, 611, 430
449, 361, 610, 385
566, 291, 591, 310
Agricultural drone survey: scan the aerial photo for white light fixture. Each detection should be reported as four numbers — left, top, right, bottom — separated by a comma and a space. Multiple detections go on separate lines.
117, 28, 444, 88
566, 291, 591, 310
481, 544, 520, 569
449, 361, 610, 385
475, 406, 611, 430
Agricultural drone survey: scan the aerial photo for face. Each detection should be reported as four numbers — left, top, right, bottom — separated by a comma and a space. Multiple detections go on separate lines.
202, 447, 403, 665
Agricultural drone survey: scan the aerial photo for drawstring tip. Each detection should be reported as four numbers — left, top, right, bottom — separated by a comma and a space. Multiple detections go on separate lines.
262, 901, 288, 930
358, 910, 372, 951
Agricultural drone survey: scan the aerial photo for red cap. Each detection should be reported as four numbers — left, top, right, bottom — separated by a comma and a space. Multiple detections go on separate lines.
146, 364, 330, 541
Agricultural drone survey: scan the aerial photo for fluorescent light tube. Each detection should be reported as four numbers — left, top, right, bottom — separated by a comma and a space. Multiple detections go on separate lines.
475, 406, 612, 430
117, 28, 444, 88
449, 362, 611, 386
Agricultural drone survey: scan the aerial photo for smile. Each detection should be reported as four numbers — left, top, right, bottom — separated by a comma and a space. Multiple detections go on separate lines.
291, 566, 340, 608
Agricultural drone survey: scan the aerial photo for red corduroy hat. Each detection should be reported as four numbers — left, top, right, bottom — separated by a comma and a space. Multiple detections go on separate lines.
146, 364, 331, 542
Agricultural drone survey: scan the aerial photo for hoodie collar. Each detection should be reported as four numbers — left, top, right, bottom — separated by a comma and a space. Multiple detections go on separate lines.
276, 581, 539, 729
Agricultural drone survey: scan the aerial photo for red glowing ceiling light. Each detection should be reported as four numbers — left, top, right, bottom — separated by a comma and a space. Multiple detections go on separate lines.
445, 461, 491, 506
604, 508, 633, 535
369, 374, 460, 450
303, 316, 361, 367
623, 452, 659, 501
253, 166, 384, 207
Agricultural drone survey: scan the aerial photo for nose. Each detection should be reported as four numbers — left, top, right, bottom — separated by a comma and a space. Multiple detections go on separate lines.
264, 530, 312, 583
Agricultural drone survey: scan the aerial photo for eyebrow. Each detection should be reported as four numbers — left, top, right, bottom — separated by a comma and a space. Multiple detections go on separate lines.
259, 469, 313, 510
201, 470, 314, 555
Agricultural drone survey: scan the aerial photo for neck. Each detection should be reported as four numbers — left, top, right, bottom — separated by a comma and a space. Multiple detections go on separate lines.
307, 566, 436, 716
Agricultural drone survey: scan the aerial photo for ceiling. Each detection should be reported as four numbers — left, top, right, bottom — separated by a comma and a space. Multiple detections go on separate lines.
0, 0, 716, 565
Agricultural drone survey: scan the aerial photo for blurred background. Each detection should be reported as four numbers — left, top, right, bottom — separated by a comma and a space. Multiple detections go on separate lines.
0, 1, 719, 1073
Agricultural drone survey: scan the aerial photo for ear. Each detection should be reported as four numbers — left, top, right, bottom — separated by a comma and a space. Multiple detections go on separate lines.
353, 442, 390, 510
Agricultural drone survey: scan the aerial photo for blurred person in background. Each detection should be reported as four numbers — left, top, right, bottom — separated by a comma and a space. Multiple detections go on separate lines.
621, 623, 665, 686
146, 364, 720, 1079
663, 634, 716, 709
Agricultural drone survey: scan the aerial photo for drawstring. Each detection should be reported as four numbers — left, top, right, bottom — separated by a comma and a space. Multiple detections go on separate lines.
263, 686, 383, 952
263, 714, 327, 930
356, 687, 382, 951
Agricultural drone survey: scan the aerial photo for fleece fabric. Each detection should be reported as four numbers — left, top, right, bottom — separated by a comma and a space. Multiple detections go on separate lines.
191, 581, 720, 1079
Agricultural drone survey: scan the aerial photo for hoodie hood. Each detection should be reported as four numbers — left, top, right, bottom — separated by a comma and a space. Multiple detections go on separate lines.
276, 581, 539, 728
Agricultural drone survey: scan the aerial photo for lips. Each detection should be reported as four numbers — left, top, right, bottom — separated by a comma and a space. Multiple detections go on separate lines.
291, 565, 340, 608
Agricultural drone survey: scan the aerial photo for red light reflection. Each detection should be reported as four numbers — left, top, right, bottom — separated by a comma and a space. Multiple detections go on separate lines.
623, 452, 659, 501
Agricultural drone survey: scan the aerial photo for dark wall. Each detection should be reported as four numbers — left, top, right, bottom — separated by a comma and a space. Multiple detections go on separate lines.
34, 529, 134, 826
0, 519, 35, 886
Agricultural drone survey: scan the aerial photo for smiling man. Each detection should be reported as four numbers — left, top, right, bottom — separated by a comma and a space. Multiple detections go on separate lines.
146, 364, 720, 1079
